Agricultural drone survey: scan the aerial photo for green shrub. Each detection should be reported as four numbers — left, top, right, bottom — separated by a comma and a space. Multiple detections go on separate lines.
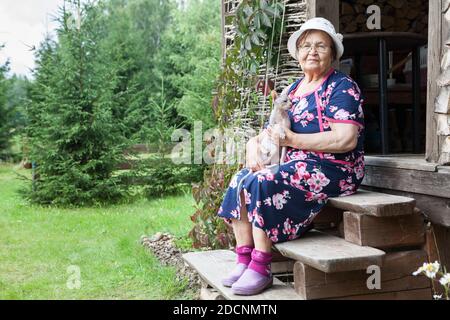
140, 157, 205, 198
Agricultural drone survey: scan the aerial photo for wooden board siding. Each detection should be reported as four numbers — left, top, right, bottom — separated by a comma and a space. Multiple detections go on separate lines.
426, 0, 442, 162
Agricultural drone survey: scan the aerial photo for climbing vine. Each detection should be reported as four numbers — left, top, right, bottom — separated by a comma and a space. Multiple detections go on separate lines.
189, 0, 285, 249
215, 0, 285, 126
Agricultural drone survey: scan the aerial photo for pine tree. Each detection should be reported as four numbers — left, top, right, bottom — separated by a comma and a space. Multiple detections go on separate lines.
25, 0, 131, 206
96, 0, 177, 147
0, 45, 12, 160
155, 0, 221, 130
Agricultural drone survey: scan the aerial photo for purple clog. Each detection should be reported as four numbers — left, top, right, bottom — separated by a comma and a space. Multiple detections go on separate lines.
221, 263, 248, 287
231, 268, 273, 296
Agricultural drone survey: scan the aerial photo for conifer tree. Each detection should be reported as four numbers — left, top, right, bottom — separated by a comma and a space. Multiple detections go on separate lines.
26, 0, 131, 206
0, 45, 12, 159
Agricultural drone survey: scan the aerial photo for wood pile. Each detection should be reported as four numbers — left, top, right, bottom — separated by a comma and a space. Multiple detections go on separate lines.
340, 0, 428, 36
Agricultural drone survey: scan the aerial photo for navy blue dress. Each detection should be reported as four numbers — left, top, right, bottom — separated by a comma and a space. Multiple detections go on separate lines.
217, 68, 365, 243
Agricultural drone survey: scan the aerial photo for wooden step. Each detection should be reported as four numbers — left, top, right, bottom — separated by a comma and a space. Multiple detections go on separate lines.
327, 189, 416, 217
343, 211, 426, 249
293, 250, 431, 300
274, 230, 385, 273
182, 250, 302, 300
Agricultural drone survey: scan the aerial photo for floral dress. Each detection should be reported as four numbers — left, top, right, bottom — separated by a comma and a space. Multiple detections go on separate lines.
217, 68, 365, 243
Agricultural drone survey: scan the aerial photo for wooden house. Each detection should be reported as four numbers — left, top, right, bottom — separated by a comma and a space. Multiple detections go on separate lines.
183, 0, 450, 300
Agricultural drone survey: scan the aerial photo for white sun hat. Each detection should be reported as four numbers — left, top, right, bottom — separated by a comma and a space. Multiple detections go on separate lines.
287, 17, 344, 61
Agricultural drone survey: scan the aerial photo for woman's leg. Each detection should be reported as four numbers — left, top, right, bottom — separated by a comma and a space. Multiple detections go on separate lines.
222, 191, 254, 287
230, 194, 273, 296
252, 226, 272, 253
231, 191, 254, 247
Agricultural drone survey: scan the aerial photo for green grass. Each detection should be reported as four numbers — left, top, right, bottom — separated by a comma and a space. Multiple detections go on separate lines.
0, 163, 198, 299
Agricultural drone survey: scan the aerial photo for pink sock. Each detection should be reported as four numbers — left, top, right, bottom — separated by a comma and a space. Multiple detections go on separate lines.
236, 245, 253, 265
248, 249, 272, 277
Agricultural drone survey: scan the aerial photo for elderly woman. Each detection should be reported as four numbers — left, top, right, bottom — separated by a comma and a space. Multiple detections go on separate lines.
217, 17, 365, 296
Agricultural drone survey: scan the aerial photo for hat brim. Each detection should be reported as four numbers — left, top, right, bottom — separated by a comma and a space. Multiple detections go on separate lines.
287, 28, 344, 61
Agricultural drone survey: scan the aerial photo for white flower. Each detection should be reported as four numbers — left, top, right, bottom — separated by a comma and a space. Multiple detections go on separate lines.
412, 261, 441, 279
272, 193, 288, 210
439, 273, 450, 286
433, 294, 442, 300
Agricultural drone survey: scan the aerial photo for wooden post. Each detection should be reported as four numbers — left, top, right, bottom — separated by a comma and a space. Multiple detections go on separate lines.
426, 0, 442, 162
221, 0, 226, 62
307, 0, 340, 69
306, 0, 339, 31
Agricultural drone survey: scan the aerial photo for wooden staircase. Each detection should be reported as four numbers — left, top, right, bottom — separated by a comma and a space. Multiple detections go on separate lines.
182, 189, 433, 300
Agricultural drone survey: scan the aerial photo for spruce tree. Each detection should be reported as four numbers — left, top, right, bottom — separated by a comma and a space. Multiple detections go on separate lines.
0, 45, 12, 160
26, 0, 131, 206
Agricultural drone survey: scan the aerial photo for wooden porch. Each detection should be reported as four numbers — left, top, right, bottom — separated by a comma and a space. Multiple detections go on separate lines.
183, 189, 435, 300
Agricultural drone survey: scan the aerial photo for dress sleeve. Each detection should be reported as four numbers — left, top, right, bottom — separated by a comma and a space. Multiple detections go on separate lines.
324, 77, 364, 128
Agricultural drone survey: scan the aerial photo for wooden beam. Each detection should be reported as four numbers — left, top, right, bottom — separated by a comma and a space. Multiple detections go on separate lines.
364, 155, 438, 172
307, 0, 340, 69
362, 165, 450, 199
274, 230, 385, 273
327, 189, 416, 217
426, 0, 442, 162
293, 250, 431, 300
343, 211, 425, 249
221, 0, 226, 61
307, 0, 339, 31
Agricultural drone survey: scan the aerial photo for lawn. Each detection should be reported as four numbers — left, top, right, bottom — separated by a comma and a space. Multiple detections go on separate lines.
0, 163, 198, 299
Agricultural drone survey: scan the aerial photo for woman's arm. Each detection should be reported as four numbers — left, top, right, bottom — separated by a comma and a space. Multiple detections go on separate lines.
245, 132, 265, 171
269, 122, 359, 154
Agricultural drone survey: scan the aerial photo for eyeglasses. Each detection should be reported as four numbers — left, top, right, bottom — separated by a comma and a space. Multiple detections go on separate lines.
298, 43, 330, 53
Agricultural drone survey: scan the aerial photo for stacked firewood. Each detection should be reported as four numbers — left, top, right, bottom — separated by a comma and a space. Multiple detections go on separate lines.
340, 0, 428, 36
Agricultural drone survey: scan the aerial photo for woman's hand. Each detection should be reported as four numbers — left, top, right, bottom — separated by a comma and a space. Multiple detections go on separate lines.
246, 136, 265, 172
267, 126, 294, 147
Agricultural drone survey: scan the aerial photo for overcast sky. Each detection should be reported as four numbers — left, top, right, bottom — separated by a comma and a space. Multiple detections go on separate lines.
0, 0, 63, 78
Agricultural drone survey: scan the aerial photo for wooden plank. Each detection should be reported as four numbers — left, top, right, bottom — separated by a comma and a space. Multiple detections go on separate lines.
440, 0, 450, 164
327, 189, 416, 217
360, 186, 450, 227
362, 165, 450, 199
364, 155, 438, 172
182, 250, 303, 300
437, 165, 450, 173
330, 288, 432, 300
426, 0, 442, 162
343, 211, 425, 249
274, 230, 385, 273
293, 250, 431, 300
